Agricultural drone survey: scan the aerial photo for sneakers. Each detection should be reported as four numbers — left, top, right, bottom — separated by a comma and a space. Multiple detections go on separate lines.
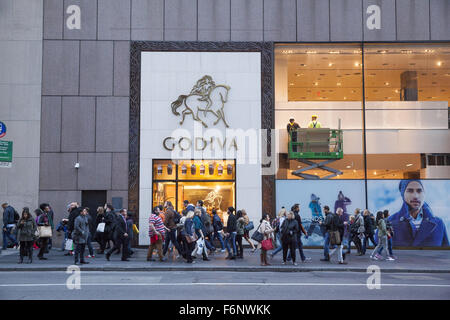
386, 256, 395, 261
302, 257, 312, 263
373, 253, 383, 260
220, 249, 226, 253
293, 262, 298, 266
339, 261, 348, 265
281, 261, 286, 265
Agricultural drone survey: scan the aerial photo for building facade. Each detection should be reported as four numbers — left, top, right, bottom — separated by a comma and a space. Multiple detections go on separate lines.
0, 0, 449, 247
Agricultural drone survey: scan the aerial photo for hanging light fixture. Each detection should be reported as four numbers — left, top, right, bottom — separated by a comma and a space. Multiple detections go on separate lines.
157, 165, 162, 175
191, 164, 196, 175
217, 164, 223, 175
167, 163, 173, 175
209, 163, 214, 175
200, 164, 205, 175
181, 164, 187, 175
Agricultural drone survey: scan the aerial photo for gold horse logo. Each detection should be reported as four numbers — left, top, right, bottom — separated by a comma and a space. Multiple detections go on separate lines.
171, 75, 231, 128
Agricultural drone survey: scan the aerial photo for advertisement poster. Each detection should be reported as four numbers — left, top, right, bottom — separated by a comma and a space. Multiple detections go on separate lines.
276, 180, 366, 246
368, 179, 449, 247
276, 179, 450, 247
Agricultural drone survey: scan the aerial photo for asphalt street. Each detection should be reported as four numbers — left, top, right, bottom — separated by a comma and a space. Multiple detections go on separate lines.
1, 271, 449, 300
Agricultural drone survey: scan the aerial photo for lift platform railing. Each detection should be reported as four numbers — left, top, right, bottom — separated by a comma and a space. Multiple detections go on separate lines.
288, 128, 343, 160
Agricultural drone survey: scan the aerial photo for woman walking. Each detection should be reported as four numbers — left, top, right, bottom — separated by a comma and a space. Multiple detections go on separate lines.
16, 208, 37, 264
193, 209, 209, 261
371, 211, 392, 261
183, 210, 196, 263
258, 213, 274, 266
235, 210, 245, 259
241, 209, 256, 252
95, 207, 107, 254
270, 207, 287, 259
280, 211, 299, 265
37, 208, 51, 260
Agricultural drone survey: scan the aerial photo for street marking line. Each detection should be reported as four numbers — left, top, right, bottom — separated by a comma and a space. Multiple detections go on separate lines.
1, 283, 449, 288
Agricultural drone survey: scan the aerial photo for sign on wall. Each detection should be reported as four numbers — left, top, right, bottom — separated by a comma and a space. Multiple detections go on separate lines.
0, 121, 6, 138
0, 141, 13, 168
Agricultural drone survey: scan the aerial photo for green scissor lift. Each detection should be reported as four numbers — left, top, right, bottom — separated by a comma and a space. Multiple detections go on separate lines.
288, 128, 344, 179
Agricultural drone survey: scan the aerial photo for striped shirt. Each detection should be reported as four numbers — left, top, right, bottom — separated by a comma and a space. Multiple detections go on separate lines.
148, 214, 165, 237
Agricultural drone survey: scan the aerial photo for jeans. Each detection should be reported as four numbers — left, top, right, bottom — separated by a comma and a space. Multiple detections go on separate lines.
272, 233, 283, 256
378, 237, 393, 256
2, 226, 18, 249
74, 243, 86, 263
86, 233, 94, 256
329, 244, 344, 262
163, 229, 183, 256
236, 234, 243, 257
213, 231, 225, 250
323, 232, 330, 258
288, 234, 306, 261
225, 231, 237, 256
282, 238, 296, 263
362, 233, 377, 254
372, 235, 388, 259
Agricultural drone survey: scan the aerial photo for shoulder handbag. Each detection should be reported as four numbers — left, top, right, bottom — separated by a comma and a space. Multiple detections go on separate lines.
96, 222, 106, 233
38, 225, 52, 238
329, 231, 341, 245
251, 223, 264, 242
185, 232, 198, 244
244, 221, 254, 231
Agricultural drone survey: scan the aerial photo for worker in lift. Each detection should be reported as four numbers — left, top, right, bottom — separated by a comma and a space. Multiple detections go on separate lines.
287, 118, 300, 152
308, 114, 322, 128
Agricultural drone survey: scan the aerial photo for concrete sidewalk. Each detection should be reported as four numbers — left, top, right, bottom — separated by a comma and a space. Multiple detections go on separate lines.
0, 247, 449, 273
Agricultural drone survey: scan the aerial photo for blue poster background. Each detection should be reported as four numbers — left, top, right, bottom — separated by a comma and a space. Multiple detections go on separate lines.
276, 179, 450, 247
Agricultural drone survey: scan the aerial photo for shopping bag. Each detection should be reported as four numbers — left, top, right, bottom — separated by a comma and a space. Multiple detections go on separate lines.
244, 221, 254, 231
196, 238, 205, 255
96, 222, 106, 233
65, 239, 74, 251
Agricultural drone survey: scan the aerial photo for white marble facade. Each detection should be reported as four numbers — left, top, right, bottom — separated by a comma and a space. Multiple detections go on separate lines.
139, 51, 262, 245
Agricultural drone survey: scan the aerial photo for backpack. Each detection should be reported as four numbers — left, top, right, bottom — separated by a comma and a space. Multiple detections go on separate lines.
13, 209, 20, 223
173, 211, 182, 224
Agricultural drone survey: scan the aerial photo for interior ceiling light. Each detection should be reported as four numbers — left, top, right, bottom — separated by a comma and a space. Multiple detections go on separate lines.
306, 51, 317, 54
437, 61, 442, 66
406, 163, 413, 167
385, 82, 389, 86
354, 62, 360, 67
329, 51, 340, 54
337, 83, 341, 86
424, 49, 434, 53
328, 63, 333, 67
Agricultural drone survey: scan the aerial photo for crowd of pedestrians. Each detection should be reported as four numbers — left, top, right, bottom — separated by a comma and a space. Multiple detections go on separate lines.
2, 199, 397, 266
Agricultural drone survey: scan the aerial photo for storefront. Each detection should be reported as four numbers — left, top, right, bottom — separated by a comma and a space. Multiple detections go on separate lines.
130, 43, 273, 245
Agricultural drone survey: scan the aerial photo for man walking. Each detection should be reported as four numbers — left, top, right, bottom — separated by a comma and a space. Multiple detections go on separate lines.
2, 202, 19, 250
362, 209, 377, 255
106, 209, 129, 261
290, 204, 311, 262
320, 206, 332, 261
328, 208, 347, 264
147, 206, 166, 262
162, 201, 183, 258
73, 207, 90, 265
224, 207, 237, 259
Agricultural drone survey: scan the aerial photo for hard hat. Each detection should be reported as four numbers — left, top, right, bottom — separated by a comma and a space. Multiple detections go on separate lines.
312, 114, 318, 118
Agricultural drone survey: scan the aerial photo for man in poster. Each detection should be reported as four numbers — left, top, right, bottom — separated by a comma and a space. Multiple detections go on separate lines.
389, 180, 449, 247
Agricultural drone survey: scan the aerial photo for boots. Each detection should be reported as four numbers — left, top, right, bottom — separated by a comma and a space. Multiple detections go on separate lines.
260, 253, 265, 266
28, 247, 33, 263
263, 251, 270, 266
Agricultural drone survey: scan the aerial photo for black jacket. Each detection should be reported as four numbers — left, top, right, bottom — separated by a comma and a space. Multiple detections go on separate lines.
280, 219, 299, 243
112, 214, 128, 240
68, 207, 81, 233
364, 215, 375, 235
226, 213, 237, 233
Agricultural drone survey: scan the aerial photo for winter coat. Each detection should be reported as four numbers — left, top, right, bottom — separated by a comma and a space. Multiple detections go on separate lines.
73, 215, 90, 244
258, 220, 274, 241
236, 217, 245, 236
213, 214, 223, 232
227, 213, 237, 233
17, 217, 37, 241
377, 219, 388, 237
2, 205, 16, 227
280, 218, 299, 243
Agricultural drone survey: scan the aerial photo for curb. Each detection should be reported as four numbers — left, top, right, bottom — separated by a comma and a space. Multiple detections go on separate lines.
1, 266, 449, 273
